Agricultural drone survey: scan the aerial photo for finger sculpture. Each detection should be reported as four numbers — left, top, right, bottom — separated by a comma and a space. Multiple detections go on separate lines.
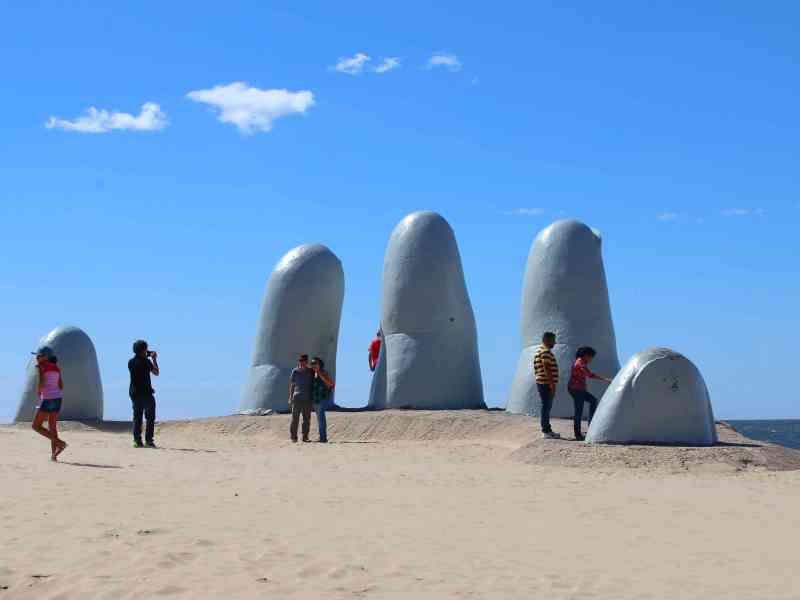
507, 219, 620, 417
239, 244, 344, 414
368, 211, 485, 409
15, 325, 103, 422
586, 348, 717, 445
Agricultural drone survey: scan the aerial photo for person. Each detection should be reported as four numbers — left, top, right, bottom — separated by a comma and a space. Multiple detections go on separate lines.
128, 339, 160, 448
368, 330, 382, 372
310, 356, 335, 443
30, 347, 67, 461
533, 331, 561, 439
288, 354, 314, 442
568, 346, 613, 441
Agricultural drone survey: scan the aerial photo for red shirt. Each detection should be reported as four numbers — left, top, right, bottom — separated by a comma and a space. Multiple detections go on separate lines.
369, 338, 381, 365
568, 357, 597, 391
39, 363, 63, 400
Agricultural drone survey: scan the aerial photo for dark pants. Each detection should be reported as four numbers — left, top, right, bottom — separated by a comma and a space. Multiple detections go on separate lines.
290, 401, 312, 441
536, 383, 554, 433
132, 394, 156, 444
569, 388, 599, 437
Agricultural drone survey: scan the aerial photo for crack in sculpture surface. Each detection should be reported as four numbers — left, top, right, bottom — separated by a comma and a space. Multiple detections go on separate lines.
15, 325, 103, 422
507, 219, 620, 418
239, 244, 344, 414
369, 211, 485, 410
586, 347, 718, 445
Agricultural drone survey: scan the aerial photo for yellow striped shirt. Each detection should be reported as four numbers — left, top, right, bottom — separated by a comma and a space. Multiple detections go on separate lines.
533, 345, 559, 385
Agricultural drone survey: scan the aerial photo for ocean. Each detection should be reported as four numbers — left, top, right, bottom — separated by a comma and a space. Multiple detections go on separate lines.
726, 420, 800, 450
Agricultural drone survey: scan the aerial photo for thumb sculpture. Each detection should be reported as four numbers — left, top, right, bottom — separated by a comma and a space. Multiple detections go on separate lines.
15, 325, 103, 422
586, 348, 718, 445
507, 219, 620, 418
368, 211, 485, 409
239, 244, 344, 414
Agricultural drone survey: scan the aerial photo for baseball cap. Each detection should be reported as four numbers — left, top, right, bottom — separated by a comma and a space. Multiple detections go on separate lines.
31, 345, 54, 358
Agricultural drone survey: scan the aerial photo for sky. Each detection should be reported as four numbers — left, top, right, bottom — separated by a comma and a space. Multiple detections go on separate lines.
1, 1, 798, 421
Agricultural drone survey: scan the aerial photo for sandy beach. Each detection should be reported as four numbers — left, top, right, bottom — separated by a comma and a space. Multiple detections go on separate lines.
3, 411, 800, 599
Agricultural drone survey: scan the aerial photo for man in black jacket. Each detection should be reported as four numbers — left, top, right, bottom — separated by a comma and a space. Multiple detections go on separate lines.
129, 339, 160, 448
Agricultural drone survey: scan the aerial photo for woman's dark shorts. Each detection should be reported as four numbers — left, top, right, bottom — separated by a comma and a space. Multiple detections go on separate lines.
39, 398, 63, 413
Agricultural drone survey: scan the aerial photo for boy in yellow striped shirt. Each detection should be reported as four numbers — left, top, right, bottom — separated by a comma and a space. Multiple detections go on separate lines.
533, 331, 561, 439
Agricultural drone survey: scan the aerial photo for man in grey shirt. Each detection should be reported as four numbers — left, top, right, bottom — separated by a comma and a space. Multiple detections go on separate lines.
289, 354, 314, 442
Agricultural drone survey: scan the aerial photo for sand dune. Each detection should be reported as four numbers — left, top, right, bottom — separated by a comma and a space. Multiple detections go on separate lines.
3, 411, 800, 599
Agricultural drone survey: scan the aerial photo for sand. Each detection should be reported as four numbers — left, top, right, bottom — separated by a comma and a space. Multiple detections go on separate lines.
2, 411, 800, 599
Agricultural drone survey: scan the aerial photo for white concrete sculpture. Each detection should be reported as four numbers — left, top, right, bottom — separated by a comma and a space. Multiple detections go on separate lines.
507, 219, 620, 417
586, 348, 718, 445
15, 325, 103, 422
239, 244, 344, 414
368, 211, 485, 409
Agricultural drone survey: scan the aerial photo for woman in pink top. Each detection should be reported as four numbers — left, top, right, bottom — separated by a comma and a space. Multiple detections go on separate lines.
31, 347, 67, 461
567, 346, 613, 441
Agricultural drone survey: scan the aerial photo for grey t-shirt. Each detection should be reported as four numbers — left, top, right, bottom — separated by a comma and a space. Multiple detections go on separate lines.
289, 367, 313, 404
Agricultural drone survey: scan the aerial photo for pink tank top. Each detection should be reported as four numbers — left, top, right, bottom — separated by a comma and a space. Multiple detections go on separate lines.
39, 364, 62, 400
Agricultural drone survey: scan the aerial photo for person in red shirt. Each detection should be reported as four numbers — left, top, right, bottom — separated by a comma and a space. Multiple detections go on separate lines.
30, 347, 68, 461
368, 330, 382, 372
568, 346, 613, 441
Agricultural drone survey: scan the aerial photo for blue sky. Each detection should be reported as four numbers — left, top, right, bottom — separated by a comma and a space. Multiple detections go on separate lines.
1, 1, 798, 421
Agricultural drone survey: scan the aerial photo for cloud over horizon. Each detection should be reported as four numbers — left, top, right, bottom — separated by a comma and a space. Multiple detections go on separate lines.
426, 52, 463, 72
186, 82, 314, 134
503, 208, 545, 216
45, 102, 168, 133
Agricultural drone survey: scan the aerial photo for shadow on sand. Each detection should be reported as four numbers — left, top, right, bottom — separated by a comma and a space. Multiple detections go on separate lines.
59, 461, 123, 469
597, 440, 763, 449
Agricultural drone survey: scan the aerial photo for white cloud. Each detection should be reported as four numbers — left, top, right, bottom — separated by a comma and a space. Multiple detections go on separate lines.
657, 212, 679, 222
186, 82, 314, 134
504, 208, 545, 216
45, 102, 168, 133
374, 57, 401, 74
334, 52, 371, 75
427, 52, 463, 72
721, 208, 765, 217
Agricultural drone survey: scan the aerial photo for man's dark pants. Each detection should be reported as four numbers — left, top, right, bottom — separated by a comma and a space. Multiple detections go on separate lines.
132, 394, 156, 444
569, 389, 599, 437
290, 400, 312, 441
536, 383, 554, 433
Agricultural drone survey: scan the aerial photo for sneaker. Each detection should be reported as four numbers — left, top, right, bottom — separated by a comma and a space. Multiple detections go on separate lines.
145, 441, 157, 448
302, 438, 311, 443
291, 437, 298, 443
133, 440, 144, 448
542, 431, 561, 439
574, 434, 585, 441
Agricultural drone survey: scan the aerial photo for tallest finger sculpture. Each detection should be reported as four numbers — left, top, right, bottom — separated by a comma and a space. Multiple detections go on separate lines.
507, 219, 620, 418
368, 211, 485, 409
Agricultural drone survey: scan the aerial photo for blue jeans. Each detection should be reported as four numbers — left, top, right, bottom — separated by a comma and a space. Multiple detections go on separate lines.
315, 398, 331, 442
